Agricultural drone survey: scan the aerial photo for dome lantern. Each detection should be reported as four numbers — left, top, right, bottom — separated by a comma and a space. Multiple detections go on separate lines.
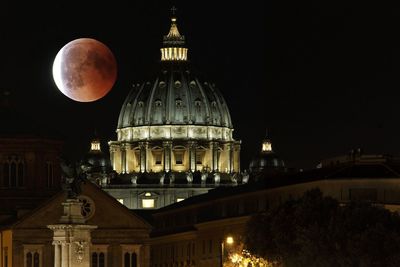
161, 7, 188, 61
261, 129, 273, 153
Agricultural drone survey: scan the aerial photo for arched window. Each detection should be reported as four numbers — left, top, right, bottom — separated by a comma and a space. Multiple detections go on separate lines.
23, 245, 42, 267
3, 155, 24, 188
124, 252, 130, 267
46, 161, 54, 188
131, 253, 137, 267
3, 163, 9, 187
91, 245, 108, 267
124, 251, 138, 267
33, 253, 39, 267
26, 252, 32, 267
92, 252, 106, 267
99, 252, 105, 267
10, 162, 16, 187
92, 252, 98, 267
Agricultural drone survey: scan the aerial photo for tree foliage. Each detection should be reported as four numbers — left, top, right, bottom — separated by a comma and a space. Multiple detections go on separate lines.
245, 188, 400, 267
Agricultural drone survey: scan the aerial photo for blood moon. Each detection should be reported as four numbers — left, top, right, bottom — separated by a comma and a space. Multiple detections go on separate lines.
52, 38, 117, 102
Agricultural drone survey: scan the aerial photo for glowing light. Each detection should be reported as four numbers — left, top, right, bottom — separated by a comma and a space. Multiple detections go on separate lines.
142, 199, 154, 208
160, 47, 188, 61
226, 236, 234, 245
226, 249, 272, 267
91, 140, 101, 151
176, 198, 185, 202
144, 192, 152, 197
262, 141, 272, 152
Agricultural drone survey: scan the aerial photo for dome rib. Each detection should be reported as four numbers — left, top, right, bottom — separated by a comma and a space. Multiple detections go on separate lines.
118, 86, 138, 128
195, 78, 211, 125
145, 77, 159, 125
182, 71, 193, 124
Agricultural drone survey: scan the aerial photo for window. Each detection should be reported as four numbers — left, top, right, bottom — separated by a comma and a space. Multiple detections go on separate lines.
2, 155, 24, 187
78, 195, 95, 220
176, 198, 185, 202
175, 152, 183, 165
46, 161, 54, 188
155, 99, 162, 107
195, 152, 204, 165
91, 245, 108, 267
23, 245, 42, 267
121, 245, 140, 267
134, 151, 140, 167
92, 252, 105, 267
154, 153, 162, 165
142, 199, 155, 208
175, 98, 183, 107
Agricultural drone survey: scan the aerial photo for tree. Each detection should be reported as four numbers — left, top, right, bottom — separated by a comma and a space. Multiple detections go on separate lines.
245, 188, 400, 267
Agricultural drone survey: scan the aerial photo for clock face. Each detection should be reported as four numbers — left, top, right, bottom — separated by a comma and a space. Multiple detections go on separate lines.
78, 195, 95, 220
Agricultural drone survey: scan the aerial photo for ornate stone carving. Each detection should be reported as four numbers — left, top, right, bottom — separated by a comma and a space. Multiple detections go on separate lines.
74, 240, 87, 263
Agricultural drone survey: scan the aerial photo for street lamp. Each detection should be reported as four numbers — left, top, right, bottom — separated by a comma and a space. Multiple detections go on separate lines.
221, 235, 234, 267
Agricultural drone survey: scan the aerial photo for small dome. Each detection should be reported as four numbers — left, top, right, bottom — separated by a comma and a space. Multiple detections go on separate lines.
81, 138, 112, 174
249, 152, 285, 173
249, 135, 285, 176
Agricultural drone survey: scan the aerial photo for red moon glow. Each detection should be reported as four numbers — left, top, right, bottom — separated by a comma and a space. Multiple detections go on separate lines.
52, 38, 117, 102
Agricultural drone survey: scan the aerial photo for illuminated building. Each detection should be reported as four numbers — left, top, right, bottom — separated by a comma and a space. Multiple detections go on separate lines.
105, 12, 242, 209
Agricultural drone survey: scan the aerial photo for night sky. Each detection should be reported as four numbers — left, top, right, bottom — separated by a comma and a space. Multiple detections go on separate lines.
1, 1, 398, 170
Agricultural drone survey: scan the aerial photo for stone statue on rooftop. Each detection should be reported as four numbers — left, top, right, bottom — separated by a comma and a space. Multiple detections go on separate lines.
61, 159, 91, 199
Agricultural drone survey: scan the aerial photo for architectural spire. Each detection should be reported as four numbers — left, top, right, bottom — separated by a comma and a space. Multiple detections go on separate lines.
161, 7, 188, 61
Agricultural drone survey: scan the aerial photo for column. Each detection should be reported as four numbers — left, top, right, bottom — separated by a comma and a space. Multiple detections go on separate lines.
234, 142, 241, 172
228, 143, 234, 173
61, 242, 69, 267
188, 141, 196, 172
121, 145, 127, 174
53, 242, 61, 267
145, 142, 151, 172
211, 142, 219, 172
163, 141, 172, 172
139, 142, 147, 173
109, 146, 115, 171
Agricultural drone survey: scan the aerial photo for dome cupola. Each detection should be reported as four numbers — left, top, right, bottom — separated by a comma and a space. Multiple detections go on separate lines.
160, 7, 188, 61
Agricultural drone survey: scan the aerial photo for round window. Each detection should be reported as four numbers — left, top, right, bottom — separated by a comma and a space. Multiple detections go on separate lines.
78, 195, 95, 220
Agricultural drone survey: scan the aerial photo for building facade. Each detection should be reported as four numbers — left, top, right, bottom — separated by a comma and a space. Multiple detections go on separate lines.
0, 182, 151, 267
149, 157, 400, 266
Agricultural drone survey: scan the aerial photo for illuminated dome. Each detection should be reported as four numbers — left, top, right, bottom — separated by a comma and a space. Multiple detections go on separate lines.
109, 12, 240, 179
117, 15, 232, 139
118, 67, 232, 130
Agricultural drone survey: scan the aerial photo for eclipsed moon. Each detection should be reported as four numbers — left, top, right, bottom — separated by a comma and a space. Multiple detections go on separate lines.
52, 38, 117, 102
